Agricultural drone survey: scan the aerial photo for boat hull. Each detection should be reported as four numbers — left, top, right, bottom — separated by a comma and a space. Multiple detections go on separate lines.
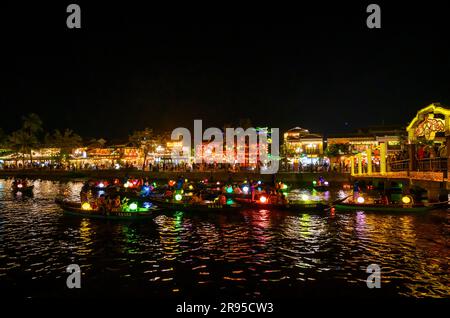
334, 203, 432, 213
234, 198, 328, 211
55, 199, 157, 220
149, 198, 241, 213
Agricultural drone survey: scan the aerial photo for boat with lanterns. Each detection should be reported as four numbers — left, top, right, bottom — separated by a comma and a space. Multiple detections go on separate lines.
333, 195, 438, 213
55, 198, 159, 220
234, 197, 328, 212
11, 181, 34, 195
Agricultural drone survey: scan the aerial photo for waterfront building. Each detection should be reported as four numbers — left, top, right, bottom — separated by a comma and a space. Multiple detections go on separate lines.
283, 127, 325, 171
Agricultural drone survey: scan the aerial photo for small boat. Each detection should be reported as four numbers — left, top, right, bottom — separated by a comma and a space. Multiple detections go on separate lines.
234, 198, 328, 211
149, 198, 241, 213
334, 202, 435, 213
12, 184, 34, 194
313, 185, 329, 192
55, 198, 159, 220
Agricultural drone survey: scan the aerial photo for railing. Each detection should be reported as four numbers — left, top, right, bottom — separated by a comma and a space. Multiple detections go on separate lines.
416, 158, 447, 172
389, 159, 409, 172
389, 158, 447, 172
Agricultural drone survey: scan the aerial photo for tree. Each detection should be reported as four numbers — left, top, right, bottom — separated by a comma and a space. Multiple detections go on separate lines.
9, 113, 44, 165
325, 143, 350, 157
45, 129, 83, 162
7, 130, 38, 167
22, 113, 43, 135
129, 128, 155, 170
238, 118, 253, 129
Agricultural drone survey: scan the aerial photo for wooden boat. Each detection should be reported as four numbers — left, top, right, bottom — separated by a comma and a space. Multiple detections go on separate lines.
313, 185, 329, 192
334, 202, 435, 213
12, 184, 34, 194
234, 197, 328, 211
149, 197, 241, 213
55, 198, 158, 220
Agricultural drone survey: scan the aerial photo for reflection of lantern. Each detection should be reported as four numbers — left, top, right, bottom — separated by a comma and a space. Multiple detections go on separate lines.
357, 196, 365, 204
301, 194, 309, 201
259, 196, 267, 203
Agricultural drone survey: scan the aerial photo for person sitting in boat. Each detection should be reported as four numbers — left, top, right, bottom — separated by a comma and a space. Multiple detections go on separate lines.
380, 193, 389, 205
218, 194, 227, 205
279, 193, 288, 205
190, 193, 202, 204
97, 194, 107, 213
164, 189, 173, 198
111, 195, 121, 211
268, 190, 278, 204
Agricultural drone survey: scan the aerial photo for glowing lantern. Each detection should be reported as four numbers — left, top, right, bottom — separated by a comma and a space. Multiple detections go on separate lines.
324, 181, 329, 186
312, 181, 317, 185
17, 184, 23, 188
402, 196, 412, 204
98, 182, 105, 188
124, 182, 130, 188
175, 194, 182, 201
168, 180, 176, 187
143, 202, 152, 209
185, 179, 188, 183
281, 184, 288, 190
226, 199, 234, 205
259, 196, 267, 204
216, 181, 220, 185
129, 202, 138, 211
226, 186, 233, 193
242, 186, 249, 194
188, 185, 194, 190
257, 180, 262, 185
301, 194, 309, 201
357, 196, 365, 204
81, 202, 92, 210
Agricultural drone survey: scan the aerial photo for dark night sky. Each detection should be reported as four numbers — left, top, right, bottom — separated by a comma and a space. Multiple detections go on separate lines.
2, 2, 450, 141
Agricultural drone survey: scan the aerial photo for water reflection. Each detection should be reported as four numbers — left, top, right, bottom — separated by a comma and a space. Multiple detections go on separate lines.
0, 179, 448, 299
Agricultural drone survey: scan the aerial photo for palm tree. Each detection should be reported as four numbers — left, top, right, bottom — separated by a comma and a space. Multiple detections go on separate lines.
129, 128, 155, 170
8, 130, 38, 167
22, 113, 43, 135
46, 129, 83, 162
10, 113, 44, 165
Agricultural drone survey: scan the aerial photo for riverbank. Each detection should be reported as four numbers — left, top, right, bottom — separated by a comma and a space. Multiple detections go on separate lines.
0, 169, 351, 184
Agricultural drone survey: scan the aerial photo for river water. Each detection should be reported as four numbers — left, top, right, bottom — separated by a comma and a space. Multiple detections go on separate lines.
0, 179, 448, 300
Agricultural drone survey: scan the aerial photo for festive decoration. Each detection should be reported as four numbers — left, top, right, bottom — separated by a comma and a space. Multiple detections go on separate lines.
82, 202, 92, 210
402, 196, 412, 204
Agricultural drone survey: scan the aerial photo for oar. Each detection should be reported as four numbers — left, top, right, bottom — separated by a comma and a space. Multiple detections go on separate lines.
324, 195, 351, 212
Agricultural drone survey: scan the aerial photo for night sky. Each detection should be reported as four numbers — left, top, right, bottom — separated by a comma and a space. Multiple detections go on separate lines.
2, 3, 450, 141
